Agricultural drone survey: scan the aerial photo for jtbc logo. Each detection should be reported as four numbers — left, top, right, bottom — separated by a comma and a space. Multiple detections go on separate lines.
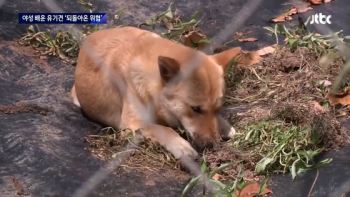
310, 13, 332, 25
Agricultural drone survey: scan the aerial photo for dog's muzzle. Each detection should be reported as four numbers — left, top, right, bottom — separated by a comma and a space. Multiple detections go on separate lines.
192, 135, 219, 152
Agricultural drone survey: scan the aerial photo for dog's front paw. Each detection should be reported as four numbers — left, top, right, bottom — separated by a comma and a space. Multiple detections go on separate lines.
166, 137, 198, 159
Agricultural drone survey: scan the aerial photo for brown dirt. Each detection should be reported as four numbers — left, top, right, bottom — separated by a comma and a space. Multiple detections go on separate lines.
85, 45, 350, 184
11, 177, 31, 196
0, 102, 49, 115
16, 80, 32, 86
225, 46, 350, 105
205, 143, 265, 181
6, 41, 51, 72
85, 128, 191, 182
270, 103, 346, 150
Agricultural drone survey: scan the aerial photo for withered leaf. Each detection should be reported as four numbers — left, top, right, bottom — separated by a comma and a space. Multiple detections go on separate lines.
255, 45, 276, 56
270, 15, 290, 23
269, 4, 315, 23
287, 7, 298, 15
181, 31, 208, 50
236, 32, 243, 37
234, 183, 272, 197
284, 35, 300, 44
326, 87, 350, 106
238, 38, 258, 42
296, 4, 313, 13
212, 173, 220, 180
308, 0, 323, 5
270, 7, 298, 22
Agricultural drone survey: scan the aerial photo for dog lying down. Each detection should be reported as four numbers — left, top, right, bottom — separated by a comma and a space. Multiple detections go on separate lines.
71, 26, 259, 159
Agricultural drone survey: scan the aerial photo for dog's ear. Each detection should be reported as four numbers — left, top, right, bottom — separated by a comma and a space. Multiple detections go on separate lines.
210, 47, 242, 72
158, 56, 181, 83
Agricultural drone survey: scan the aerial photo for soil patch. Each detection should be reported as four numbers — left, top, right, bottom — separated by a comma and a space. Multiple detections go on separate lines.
11, 177, 31, 197
225, 46, 350, 106
6, 41, 51, 72
0, 102, 49, 115
85, 128, 191, 182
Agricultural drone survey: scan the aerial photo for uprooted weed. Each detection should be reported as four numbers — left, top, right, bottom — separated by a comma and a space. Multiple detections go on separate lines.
85, 127, 182, 171
17, 0, 125, 65
17, 1, 212, 66
227, 103, 346, 180
85, 127, 273, 196
18, 24, 80, 65
264, 16, 350, 58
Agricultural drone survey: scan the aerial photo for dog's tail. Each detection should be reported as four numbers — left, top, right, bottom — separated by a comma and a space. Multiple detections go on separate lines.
71, 85, 81, 107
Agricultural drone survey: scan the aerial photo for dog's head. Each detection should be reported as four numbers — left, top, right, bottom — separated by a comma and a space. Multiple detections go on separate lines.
158, 47, 243, 151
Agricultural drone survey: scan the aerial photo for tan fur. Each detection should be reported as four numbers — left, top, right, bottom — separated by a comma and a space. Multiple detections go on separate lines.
71, 26, 247, 159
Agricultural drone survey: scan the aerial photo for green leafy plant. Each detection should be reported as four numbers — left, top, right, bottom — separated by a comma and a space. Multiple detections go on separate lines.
181, 152, 243, 197
233, 121, 332, 180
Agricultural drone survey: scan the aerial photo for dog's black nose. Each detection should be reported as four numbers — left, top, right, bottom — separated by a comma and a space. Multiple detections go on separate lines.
193, 139, 214, 152
221, 135, 231, 141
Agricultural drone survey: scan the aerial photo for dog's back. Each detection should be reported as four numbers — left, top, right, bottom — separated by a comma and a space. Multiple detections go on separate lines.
72, 27, 198, 128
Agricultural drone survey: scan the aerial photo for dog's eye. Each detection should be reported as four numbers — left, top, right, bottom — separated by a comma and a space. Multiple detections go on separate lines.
191, 106, 202, 114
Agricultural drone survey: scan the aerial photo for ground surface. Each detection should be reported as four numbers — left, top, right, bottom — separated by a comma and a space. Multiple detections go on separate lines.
1, 0, 350, 197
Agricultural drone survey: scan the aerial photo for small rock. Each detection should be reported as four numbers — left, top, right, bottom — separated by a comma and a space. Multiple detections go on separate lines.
39, 56, 47, 60
145, 180, 156, 186
319, 80, 332, 87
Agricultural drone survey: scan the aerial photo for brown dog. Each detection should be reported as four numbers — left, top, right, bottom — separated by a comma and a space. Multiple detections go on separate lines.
71, 26, 255, 159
